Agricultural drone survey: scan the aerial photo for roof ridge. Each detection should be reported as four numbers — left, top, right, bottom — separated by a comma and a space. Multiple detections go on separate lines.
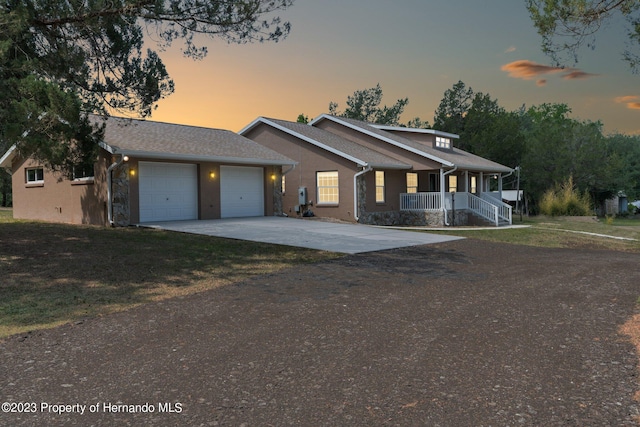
92, 114, 233, 133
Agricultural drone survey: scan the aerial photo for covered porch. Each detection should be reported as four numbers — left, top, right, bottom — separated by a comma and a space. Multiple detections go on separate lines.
399, 169, 513, 226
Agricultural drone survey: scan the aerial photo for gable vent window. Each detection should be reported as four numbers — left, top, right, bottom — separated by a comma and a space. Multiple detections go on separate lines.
435, 136, 451, 149
26, 167, 44, 184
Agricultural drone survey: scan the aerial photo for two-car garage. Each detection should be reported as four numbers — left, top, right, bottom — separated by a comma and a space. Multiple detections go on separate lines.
138, 162, 265, 223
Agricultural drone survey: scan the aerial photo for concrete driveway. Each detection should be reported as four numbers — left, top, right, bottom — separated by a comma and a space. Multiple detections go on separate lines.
141, 216, 462, 254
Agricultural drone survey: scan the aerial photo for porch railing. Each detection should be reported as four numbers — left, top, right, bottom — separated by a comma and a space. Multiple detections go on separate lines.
468, 193, 499, 226
480, 193, 512, 225
400, 192, 442, 211
400, 192, 512, 226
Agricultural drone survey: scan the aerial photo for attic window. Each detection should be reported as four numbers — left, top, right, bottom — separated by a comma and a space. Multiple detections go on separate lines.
26, 167, 44, 184
435, 136, 451, 149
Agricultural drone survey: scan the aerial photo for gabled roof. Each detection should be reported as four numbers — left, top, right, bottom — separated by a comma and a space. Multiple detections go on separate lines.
240, 117, 411, 170
98, 116, 295, 166
309, 114, 512, 173
0, 116, 297, 170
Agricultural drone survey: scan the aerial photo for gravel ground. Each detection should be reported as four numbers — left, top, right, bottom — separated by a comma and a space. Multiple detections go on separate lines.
1, 239, 640, 426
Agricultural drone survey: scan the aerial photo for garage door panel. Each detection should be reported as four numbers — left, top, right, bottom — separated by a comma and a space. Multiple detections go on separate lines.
139, 162, 198, 222
220, 166, 264, 218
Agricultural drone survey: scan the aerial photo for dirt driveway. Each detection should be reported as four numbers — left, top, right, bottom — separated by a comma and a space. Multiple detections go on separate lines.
1, 239, 640, 426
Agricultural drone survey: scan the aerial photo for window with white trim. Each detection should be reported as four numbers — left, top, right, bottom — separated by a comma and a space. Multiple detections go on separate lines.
375, 171, 385, 203
281, 175, 286, 194
435, 136, 451, 149
470, 176, 477, 194
317, 171, 339, 204
406, 173, 418, 193
26, 167, 44, 184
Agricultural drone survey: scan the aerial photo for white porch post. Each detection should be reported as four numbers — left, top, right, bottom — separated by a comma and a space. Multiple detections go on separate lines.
439, 168, 445, 207
479, 172, 484, 194
498, 173, 503, 200
464, 170, 469, 193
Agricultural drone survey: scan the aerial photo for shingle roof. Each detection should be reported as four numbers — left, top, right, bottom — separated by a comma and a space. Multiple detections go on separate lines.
251, 118, 411, 169
311, 115, 513, 173
97, 116, 295, 165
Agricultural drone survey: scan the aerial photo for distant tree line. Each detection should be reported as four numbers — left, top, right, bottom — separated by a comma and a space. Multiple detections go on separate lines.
323, 82, 640, 214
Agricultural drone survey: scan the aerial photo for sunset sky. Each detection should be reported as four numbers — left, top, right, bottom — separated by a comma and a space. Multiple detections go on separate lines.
148, 0, 640, 135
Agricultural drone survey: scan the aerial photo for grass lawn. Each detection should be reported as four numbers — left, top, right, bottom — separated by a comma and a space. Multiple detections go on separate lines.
0, 209, 339, 339
2, 208, 639, 339
427, 215, 640, 252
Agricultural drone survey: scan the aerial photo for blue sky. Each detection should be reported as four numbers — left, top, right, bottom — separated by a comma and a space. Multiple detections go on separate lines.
150, 0, 640, 135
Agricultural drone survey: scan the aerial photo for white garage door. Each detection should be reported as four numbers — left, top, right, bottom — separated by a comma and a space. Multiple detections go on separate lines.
220, 166, 264, 218
138, 162, 198, 222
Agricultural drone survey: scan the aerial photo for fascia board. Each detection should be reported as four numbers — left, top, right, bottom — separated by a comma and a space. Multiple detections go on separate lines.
457, 163, 513, 173
99, 141, 115, 154
113, 149, 297, 166
237, 117, 263, 135
0, 144, 17, 169
368, 163, 413, 170
308, 113, 331, 126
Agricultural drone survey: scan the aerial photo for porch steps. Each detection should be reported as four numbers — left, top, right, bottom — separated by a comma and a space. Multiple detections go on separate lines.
467, 211, 510, 227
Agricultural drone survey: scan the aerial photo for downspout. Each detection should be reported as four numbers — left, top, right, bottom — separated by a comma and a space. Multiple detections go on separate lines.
107, 154, 128, 226
282, 164, 296, 177
499, 169, 514, 201
441, 166, 458, 226
353, 166, 373, 222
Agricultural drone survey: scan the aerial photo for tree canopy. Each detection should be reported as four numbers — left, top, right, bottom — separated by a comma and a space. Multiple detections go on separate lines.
526, 0, 640, 71
433, 80, 473, 136
328, 84, 423, 127
0, 0, 293, 174
432, 80, 639, 213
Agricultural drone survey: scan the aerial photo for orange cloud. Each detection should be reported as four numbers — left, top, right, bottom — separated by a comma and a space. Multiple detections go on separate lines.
562, 70, 599, 80
614, 95, 640, 110
501, 60, 598, 84
615, 95, 639, 103
501, 60, 564, 80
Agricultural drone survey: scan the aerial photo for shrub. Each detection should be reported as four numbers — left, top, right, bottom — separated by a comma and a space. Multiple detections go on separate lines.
539, 176, 592, 216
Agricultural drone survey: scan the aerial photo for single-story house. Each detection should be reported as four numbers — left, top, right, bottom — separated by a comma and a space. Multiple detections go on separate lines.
240, 114, 514, 226
0, 116, 295, 226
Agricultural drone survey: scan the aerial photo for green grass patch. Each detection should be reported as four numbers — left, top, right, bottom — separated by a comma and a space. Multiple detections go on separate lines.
428, 215, 640, 252
0, 211, 340, 339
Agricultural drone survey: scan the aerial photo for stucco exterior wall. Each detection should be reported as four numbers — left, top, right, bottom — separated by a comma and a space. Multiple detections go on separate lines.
10, 153, 109, 225
244, 124, 361, 222
362, 169, 407, 213
9, 151, 283, 226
